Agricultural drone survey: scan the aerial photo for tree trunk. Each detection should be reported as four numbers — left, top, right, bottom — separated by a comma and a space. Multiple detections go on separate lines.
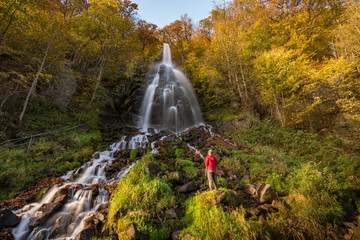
19, 40, 51, 124
0, 83, 19, 113
88, 59, 104, 107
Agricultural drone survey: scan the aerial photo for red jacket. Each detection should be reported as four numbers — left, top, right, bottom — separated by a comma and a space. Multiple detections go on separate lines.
205, 154, 217, 171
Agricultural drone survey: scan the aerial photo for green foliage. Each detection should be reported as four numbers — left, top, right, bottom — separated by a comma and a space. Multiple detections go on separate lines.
130, 149, 138, 159
219, 157, 246, 176
107, 155, 176, 237
217, 177, 228, 187
71, 130, 102, 149
176, 159, 199, 177
181, 190, 260, 239
149, 226, 171, 240
175, 148, 185, 159
0, 129, 100, 199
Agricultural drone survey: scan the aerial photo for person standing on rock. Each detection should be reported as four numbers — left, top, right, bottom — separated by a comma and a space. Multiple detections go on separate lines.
205, 149, 218, 192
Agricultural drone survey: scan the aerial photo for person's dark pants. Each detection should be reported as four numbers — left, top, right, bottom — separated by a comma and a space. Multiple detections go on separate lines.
207, 170, 218, 191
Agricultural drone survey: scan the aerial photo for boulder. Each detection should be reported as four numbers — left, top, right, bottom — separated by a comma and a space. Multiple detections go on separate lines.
179, 182, 198, 193
75, 225, 96, 240
145, 162, 161, 176
244, 183, 257, 196
228, 190, 242, 206
165, 136, 176, 142
123, 223, 144, 240
29, 194, 68, 229
258, 184, 276, 203
215, 191, 227, 204
93, 152, 100, 159
244, 183, 276, 203
49, 214, 72, 239
0, 209, 20, 229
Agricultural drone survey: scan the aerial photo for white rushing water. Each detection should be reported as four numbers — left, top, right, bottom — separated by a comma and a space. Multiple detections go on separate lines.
139, 43, 203, 132
12, 135, 149, 240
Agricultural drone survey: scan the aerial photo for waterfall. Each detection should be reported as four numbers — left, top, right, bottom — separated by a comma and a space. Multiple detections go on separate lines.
140, 43, 203, 132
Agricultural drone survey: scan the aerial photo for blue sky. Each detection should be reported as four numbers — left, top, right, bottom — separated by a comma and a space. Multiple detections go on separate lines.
133, 0, 216, 28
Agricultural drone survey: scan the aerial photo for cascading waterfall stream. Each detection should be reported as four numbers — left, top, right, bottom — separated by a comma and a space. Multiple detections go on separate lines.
140, 43, 203, 132
11, 135, 148, 240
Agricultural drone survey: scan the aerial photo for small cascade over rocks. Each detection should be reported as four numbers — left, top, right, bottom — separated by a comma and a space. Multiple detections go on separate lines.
11, 135, 148, 240
140, 43, 203, 132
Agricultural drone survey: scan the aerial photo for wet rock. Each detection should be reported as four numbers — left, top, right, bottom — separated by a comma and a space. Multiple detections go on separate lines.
215, 191, 227, 204
94, 152, 100, 159
165, 136, 176, 142
31, 228, 48, 240
91, 211, 106, 223
29, 194, 68, 229
49, 214, 72, 238
0, 209, 20, 229
0, 230, 15, 240
179, 181, 198, 193
147, 128, 155, 135
145, 162, 161, 176
75, 225, 96, 240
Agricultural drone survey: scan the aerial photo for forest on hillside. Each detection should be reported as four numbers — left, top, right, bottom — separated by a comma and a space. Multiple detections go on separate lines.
1, 0, 359, 137
1, 0, 360, 240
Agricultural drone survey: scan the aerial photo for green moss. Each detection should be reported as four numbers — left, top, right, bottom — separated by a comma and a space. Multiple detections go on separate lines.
175, 148, 185, 159
217, 177, 228, 187
130, 149, 138, 159
181, 190, 260, 239
176, 159, 199, 177
107, 155, 176, 237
